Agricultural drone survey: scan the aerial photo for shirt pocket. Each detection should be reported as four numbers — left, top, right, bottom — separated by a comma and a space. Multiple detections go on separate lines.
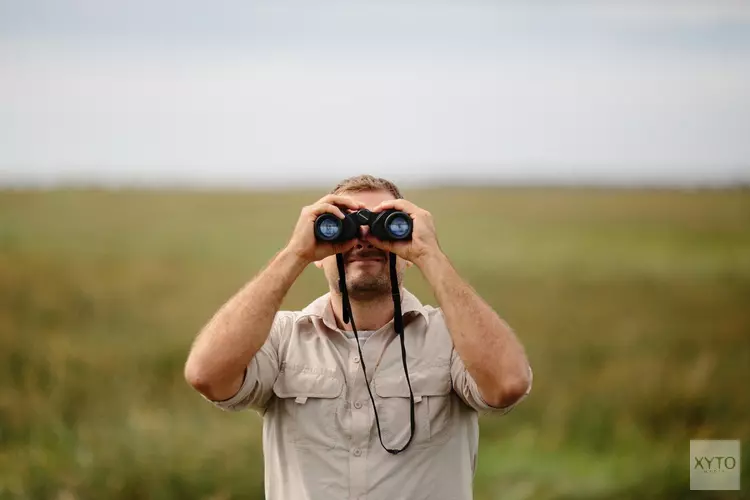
272, 364, 345, 450
373, 365, 453, 450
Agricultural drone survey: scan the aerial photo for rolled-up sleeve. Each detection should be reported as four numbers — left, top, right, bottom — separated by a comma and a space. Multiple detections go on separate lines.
450, 348, 533, 415
207, 311, 293, 413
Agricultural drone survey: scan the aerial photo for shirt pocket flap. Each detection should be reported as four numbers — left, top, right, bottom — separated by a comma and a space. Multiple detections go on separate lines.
273, 368, 344, 400
374, 368, 451, 399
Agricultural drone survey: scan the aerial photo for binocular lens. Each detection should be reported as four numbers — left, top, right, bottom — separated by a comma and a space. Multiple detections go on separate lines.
387, 215, 411, 238
317, 217, 341, 239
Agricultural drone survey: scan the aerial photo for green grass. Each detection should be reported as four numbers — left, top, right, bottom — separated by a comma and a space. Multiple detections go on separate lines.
1, 186, 749, 499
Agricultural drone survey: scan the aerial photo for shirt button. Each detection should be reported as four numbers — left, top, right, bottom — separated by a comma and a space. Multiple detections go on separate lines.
354, 400, 362, 409
353, 356, 360, 363
353, 448, 362, 456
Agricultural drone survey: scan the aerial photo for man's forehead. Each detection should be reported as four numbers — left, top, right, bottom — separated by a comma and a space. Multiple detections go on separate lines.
338, 189, 395, 209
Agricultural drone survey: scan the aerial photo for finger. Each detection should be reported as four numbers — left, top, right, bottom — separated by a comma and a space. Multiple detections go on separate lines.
332, 239, 359, 255
320, 194, 365, 211
373, 198, 418, 214
309, 202, 345, 219
318, 238, 357, 257
364, 234, 393, 252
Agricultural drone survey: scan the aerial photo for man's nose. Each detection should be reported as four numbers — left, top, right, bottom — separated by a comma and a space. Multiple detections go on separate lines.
356, 226, 373, 247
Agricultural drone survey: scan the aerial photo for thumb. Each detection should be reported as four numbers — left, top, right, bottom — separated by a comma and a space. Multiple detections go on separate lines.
333, 239, 358, 254
365, 234, 392, 252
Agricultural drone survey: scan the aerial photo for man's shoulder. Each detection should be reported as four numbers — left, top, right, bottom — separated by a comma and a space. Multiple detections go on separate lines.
419, 303, 446, 323
407, 303, 453, 350
271, 310, 308, 328
272, 292, 331, 324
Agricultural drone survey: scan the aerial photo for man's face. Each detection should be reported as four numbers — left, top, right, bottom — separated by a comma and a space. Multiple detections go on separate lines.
314, 189, 411, 301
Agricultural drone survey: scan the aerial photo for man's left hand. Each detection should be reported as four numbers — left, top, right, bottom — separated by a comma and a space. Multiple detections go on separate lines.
365, 199, 442, 266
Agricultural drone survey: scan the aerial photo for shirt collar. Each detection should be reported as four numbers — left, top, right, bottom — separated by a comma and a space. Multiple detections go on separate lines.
297, 287, 429, 331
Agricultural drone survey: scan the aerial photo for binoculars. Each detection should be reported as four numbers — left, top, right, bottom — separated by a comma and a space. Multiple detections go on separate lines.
314, 208, 413, 243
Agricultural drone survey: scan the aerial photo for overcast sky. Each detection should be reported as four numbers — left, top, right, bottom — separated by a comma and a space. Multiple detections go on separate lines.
1, 0, 749, 187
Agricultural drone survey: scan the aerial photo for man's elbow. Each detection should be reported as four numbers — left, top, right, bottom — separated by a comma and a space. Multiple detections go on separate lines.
184, 353, 245, 402
184, 348, 221, 392
486, 364, 532, 408
184, 354, 211, 394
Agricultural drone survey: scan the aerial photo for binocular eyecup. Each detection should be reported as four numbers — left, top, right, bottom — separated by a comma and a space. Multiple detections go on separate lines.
314, 208, 413, 243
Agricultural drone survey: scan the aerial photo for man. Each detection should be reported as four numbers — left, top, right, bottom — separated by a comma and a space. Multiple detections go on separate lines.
184, 174, 533, 500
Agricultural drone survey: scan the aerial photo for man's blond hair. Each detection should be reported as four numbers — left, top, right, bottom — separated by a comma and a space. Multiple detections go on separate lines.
329, 174, 403, 200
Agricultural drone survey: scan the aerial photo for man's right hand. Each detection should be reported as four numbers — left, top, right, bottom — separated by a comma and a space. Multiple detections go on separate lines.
285, 194, 366, 263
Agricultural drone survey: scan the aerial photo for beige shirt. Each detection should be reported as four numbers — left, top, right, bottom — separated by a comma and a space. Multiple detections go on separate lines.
207, 288, 532, 500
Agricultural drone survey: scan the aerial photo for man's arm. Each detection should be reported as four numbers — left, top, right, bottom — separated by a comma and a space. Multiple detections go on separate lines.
184, 193, 364, 402
365, 197, 531, 410
417, 252, 531, 409
184, 248, 308, 402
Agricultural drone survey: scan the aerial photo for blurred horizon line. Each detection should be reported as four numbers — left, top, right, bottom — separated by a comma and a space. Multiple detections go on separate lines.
2, 164, 749, 191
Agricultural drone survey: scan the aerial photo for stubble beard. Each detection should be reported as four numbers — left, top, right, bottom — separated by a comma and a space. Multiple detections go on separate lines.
346, 270, 391, 301
328, 265, 399, 302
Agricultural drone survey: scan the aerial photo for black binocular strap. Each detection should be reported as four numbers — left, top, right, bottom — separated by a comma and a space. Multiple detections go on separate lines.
335, 251, 416, 455
336, 254, 352, 324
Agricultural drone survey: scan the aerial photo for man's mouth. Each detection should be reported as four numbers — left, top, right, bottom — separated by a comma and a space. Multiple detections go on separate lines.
347, 254, 386, 263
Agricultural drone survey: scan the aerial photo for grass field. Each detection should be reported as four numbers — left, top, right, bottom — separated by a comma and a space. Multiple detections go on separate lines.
1, 186, 749, 499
